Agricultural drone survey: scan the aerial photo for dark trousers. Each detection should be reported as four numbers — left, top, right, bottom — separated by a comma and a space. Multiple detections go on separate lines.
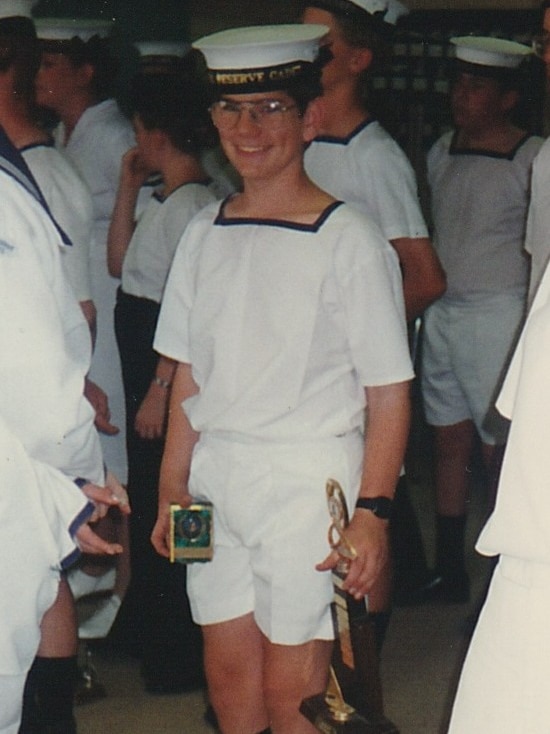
112, 289, 202, 687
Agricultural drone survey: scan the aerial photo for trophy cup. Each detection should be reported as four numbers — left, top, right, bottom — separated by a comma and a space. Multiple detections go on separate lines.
300, 479, 399, 733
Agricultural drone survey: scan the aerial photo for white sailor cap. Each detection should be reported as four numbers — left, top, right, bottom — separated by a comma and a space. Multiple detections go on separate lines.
34, 17, 114, 42
134, 41, 190, 59
451, 36, 532, 72
0, 0, 36, 19
304, 0, 389, 20
193, 24, 328, 93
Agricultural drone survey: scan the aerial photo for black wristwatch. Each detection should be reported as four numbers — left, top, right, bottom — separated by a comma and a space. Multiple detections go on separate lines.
355, 496, 393, 519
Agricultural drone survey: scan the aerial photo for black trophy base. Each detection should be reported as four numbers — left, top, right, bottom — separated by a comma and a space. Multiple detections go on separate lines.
300, 694, 399, 734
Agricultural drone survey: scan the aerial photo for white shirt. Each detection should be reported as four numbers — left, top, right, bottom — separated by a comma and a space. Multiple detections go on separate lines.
525, 136, 550, 304
428, 131, 542, 301
476, 261, 550, 563
54, 99, 140, 254
122, 182, 217, 303
155, 201, 413, 441
304, 119, 428, 242
54, 99, 144, 482
22, 142, 94, 303
0, 169, 103, 484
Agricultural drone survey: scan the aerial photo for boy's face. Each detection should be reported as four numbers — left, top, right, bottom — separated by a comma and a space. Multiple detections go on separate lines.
35, 52, 83, 112
302, 6, 366, 92
211, 91, 314, 184
451, 72, 511, 133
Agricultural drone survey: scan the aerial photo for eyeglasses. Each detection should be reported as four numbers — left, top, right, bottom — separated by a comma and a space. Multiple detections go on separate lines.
533, 32, 550, 58
209, 99, 300, 131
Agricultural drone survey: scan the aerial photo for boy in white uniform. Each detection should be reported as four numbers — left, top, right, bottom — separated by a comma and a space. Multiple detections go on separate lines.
34, 16, 148, 484
422, 37, 542, 603
151, 24, 413, 733
0, 118, 129, 733
301, 0, 446, 615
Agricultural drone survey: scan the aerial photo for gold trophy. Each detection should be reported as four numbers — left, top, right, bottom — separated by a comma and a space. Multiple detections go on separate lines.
300, 479, 399, 733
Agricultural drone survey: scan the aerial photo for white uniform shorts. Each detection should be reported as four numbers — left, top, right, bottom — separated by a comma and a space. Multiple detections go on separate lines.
186, 431, 364, 645
421, 295, 525, 445
449, 556, 550, 733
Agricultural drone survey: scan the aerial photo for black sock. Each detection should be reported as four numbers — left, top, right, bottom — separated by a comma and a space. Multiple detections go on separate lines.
435, 514, 467, 582
369, 611, 391, 655
19, 656, 78, 734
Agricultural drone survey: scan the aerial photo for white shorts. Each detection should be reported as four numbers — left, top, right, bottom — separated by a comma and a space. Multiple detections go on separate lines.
186, 431, 364, 645
421, 295, 524, 444
449, 556, 550, 733
0, 673, 26, 734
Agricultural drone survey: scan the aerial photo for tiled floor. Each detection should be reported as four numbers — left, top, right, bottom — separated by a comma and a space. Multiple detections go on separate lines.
74, 457, 493, 734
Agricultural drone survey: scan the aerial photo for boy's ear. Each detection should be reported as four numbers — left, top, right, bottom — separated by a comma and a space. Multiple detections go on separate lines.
302, 97, 325, 142
349, 46, 373, 74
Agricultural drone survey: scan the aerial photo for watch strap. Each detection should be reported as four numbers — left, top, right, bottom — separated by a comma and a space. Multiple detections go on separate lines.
355, 496, 393, 519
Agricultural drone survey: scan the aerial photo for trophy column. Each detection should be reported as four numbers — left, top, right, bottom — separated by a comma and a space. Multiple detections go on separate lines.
300, 480, 399, 734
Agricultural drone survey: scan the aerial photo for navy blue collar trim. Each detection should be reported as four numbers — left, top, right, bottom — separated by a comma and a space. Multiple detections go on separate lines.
214, 198, 343, 232
449, 130, 532, 161
310, 118, 374, 146
18, 139, 56, 154
0, 127, 72, 246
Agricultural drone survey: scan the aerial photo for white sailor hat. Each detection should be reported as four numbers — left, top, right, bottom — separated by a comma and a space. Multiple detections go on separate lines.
193, 24, 328, 93
135, 41, 190, 59
0, 0, 36, 19
34, 17, 113, 42
304, 0, 390, 20
451, 36, 532, 72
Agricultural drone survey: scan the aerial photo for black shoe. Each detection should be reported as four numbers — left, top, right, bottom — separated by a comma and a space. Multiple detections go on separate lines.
204, 704, 220, 731
394, 571, 470, 606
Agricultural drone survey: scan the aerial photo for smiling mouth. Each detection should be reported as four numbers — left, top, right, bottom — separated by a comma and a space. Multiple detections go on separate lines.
236, 146, 267, 154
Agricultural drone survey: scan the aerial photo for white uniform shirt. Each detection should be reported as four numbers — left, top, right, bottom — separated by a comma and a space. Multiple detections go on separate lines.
476, 262, 550, 563
54, 99, 140, 251
525, 137, 550, 304
155, 201, 413, 441
304, 120, 428, 242
0, 169, 103, 485
0, 415, 93, 676
428, 131, 542, 302
54, 99, 145, 482
22, 143, 94, 303
122, 182, 217, 303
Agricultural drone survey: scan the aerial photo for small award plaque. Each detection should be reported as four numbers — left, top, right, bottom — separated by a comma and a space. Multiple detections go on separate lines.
169, 501, 213, 564
300, 480, 399, 733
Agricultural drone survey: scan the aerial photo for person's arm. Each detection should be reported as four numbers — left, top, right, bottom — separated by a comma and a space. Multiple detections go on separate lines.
134, 355, 178, 439
107, 147, 150, 278
317, 380, 411, 598
151, 361, 200, 558
390, 236, 446, 322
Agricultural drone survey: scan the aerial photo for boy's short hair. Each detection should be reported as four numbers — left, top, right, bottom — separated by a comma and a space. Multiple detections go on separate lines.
129, 54, 217, 155
39, 35, 118, 102
0, 17, 39, 100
